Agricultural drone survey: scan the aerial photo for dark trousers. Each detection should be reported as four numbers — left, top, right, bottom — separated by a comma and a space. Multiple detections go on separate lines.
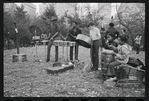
70, 42, 79, 61
47, 40, 53, 61
135, 43, 140, 54
90, 40, 100, 70
106, 60, 121, 76
106, 57, 145, 78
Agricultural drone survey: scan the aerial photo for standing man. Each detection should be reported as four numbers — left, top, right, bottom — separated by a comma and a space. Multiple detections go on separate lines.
67, 21, 82, 62
134, 34, 142, 54
106, 22, 120, 40
88, 22, 101, 71
46, 16, 64, 62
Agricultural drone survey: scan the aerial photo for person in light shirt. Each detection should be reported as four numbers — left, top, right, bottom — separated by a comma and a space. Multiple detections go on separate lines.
134, 34, 142, 54
87, 22, 101, 71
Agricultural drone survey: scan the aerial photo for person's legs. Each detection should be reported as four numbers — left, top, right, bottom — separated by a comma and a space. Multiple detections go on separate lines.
93, 40, 100, 70
106, 60, 121, 77
90, 43, 95, 69
135, 44, 140, 54
46, 40, 53, 62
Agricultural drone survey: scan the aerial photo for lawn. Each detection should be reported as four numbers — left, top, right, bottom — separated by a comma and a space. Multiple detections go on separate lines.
4, 45, 145, 97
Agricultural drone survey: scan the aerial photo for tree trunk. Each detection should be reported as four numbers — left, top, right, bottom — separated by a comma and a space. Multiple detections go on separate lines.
16, 33, 20, 54
7, 39, 10, 50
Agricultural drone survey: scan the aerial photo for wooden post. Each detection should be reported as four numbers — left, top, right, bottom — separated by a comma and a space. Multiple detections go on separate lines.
14, 22, 20, 54
55, 46, 58, 62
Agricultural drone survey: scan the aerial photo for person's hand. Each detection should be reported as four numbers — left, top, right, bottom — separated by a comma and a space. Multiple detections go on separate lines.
73, 36, 77, 39
50, 38, 54, 41
108, 45, 113, 48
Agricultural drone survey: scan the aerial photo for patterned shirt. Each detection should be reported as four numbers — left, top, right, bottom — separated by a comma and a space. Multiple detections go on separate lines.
134, 36, 142, 44
116, 44, 132, 64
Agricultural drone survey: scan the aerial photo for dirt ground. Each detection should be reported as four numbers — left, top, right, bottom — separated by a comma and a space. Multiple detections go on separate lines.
4, 45, 145, 97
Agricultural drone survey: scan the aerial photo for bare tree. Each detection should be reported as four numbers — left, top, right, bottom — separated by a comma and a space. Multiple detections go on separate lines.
116, 3, 145, 48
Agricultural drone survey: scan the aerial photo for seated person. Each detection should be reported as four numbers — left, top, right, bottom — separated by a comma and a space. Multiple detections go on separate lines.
105, 34, 131, 81
103, 33, 118, 50
105, 34, 145, 81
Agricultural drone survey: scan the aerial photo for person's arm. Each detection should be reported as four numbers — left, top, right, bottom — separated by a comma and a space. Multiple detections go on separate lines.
115, 47, 130, 60
108, 45, 118, 53
96, 28, 101, 40
115, 31, 120, 38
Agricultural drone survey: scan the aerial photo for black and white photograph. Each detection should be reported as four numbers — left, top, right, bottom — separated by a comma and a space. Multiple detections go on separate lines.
3, 3, 145, 97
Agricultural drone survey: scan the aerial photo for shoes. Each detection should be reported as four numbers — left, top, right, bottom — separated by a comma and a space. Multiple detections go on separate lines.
91, 67, 98, 71
46, 59, 50, 62
106, 77, 117, 81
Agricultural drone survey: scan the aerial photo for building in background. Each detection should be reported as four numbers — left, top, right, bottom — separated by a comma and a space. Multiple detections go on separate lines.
22, 3, 36, 20
4, 3, 17, 17
4, 3, 36, 20
38, 3, 48, 16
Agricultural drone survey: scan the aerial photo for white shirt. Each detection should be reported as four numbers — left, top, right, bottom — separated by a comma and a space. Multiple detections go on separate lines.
89, 27, 101, 41
134, 36, 142, 44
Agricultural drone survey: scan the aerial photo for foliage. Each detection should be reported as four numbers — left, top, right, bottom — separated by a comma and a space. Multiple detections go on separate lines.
13, 5, 32, 45
115, 3, 145, 48
4, 4, 33, 49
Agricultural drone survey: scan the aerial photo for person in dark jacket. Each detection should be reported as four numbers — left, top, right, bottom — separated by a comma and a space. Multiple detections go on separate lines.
66, 21, 82, 62
46, 16, 65, 62
106, 23, 120, 39
100, 27, 106, 50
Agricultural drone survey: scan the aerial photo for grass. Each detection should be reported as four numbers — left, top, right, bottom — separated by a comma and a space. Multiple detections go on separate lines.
4, 45, 145, 97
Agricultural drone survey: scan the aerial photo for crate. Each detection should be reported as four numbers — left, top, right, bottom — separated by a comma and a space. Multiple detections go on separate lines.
116, 64, 145, 86
101, 62, 109, 74
12, 54, 27, 62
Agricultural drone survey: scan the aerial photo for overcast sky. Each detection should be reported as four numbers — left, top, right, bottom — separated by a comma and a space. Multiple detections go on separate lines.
15, 3, 120, 17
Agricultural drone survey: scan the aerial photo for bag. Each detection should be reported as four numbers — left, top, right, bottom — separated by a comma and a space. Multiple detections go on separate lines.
116, 67, 127, 80
83, 62, 93, 72
127, 57, 145, 70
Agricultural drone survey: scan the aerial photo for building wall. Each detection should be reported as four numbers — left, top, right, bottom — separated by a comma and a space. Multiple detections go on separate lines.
4, 3, 36, 20
22, 3, 36, 20
4, 3, 17, 17
38, 3, 47, 16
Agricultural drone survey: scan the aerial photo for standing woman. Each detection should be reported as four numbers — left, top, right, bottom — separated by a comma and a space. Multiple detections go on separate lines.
87, 22, 101, 71
134, 34, 142, 54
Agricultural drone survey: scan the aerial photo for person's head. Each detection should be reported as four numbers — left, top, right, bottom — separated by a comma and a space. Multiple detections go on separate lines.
117, 34, 129, 45
122, 29, 126, 33
109, 23, 114, 27
72, 21, 78, 27
137, 34, 141, 37
51, 16, 58, 22
87, 22, 94, 30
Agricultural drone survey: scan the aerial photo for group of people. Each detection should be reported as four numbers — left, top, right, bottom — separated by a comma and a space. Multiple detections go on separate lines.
44, 16, 145, 82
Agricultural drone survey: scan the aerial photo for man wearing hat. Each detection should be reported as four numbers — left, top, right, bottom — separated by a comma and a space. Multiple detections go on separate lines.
46, 16, 64, 62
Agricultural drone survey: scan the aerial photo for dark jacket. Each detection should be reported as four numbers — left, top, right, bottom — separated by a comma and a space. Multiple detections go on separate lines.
104, 39, 118, 50
48, 21, 60, 40
67, 27, 82, 41
106, 27, 120, 39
